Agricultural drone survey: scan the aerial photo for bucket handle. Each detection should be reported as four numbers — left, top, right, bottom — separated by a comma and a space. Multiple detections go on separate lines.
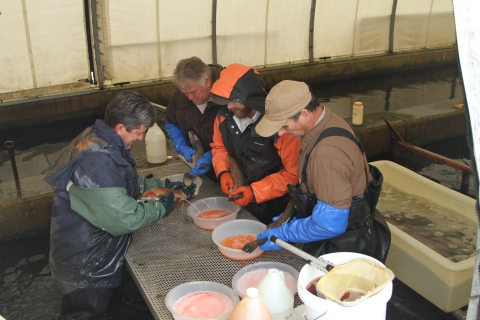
303, 310, 327, 320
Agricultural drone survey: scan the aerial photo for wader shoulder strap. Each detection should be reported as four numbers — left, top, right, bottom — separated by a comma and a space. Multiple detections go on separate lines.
301, 127, 368, 192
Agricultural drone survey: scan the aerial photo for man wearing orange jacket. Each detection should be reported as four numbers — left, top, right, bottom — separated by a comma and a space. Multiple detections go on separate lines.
209, 64, 300, 224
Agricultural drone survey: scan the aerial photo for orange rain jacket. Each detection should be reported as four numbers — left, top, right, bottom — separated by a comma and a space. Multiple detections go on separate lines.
211, 112, 300, 204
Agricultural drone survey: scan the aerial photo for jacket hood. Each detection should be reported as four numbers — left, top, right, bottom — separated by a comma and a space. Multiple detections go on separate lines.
210, 63, 267, 113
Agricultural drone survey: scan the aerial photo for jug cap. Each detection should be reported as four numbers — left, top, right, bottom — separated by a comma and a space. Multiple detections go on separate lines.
246, 287, 259, 298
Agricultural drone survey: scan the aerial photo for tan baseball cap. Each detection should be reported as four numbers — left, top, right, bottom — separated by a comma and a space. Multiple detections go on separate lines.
256, 80, 311, 137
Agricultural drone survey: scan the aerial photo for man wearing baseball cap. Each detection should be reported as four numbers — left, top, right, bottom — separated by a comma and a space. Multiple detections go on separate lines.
209, 64, 300, 224
255, 80, 391, 262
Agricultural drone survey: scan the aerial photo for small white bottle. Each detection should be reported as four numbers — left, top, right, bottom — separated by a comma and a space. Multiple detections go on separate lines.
145, 123, 167, 163
257, 269, 294, 320
352, 101, 364, 125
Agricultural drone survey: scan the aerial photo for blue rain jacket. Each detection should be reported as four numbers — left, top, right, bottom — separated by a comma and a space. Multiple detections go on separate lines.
45, 120, 140, 294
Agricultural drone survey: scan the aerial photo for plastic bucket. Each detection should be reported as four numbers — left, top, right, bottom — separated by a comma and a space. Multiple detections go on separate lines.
297, 252, 392, 320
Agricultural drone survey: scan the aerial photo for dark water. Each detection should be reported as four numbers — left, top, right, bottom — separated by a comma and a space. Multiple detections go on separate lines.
0, 65, 468, 320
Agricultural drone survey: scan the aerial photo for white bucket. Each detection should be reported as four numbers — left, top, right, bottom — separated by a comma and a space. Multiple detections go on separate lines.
297, 252, 392, 320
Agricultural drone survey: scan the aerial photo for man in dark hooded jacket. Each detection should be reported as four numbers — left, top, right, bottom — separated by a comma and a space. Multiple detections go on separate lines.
45, 90, 193, 319
209, 64, 300, 224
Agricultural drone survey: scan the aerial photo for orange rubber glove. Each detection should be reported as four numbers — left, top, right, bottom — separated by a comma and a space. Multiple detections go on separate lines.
219, 171, 234, 195
230, 186, 254, 207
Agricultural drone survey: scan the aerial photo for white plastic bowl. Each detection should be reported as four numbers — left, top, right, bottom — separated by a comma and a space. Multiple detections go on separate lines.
163, 174, 203, 196
232, 261, 300, 298
165, 281, 239, 320
211, 219, 266, 260
187, 197, 240, 230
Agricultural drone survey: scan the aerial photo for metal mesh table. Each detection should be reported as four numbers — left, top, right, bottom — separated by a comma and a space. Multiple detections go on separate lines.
126, 162, 306, 319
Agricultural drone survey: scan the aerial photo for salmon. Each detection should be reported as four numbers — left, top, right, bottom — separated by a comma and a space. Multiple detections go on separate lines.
242, 200, 296, 253
268, 200, 296, 228
183, 131, 208, 187
188, 130, 204, 165
226, 155, 247, 190
137, 187, 188, 204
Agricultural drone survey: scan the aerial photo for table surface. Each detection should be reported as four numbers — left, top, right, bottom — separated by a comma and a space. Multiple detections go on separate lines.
126, 162, 306, 320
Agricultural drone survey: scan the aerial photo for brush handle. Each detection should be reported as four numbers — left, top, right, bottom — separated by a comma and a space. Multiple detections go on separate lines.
270, 236, 334, 272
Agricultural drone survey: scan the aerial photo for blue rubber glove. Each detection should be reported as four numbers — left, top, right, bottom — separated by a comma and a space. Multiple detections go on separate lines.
258, 200, 349, 251
165, 122, 196, 162
271, 215, 298, 223
190, 150, 212, 176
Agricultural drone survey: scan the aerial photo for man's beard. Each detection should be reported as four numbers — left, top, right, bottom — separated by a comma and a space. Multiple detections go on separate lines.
231, 106, 252, 119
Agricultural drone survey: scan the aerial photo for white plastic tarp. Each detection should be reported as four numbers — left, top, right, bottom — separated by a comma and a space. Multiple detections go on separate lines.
453, 0, 480, 318
104, 0, 213, 84
0, 0, 458, 97
0, 0, 89, 93
395, 0, 455, 51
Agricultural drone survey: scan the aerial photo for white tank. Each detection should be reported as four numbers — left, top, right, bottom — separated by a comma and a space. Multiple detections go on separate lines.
145, 123, 167, 164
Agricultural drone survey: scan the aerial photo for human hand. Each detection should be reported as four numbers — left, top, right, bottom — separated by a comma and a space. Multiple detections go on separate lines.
190, 151, 212, 176
230, 186, 254, 206
219, 172, 234, 195
158, 192, 175, 217
181, 145, 196, 162
167, 181, 197, 200
257, 228, 283, 251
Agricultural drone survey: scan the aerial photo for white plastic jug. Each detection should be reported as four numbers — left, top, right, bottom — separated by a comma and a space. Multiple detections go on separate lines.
257, 268, 294, 320
145, 123, 167, 164
230, 287, 273, 320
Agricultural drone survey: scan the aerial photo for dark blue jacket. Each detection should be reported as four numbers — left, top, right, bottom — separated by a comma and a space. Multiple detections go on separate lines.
45, 120, 138, 294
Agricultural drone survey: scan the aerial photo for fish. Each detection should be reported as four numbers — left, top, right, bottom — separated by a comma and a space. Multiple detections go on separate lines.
226, 155, 247, 190
267, 200, 296, 228
137, 187, 188, 204
182, 131, 208, 186
183, 162, 209, 187
242, 200, 296, 253
228, 193, 244, 202
188, 130, 204, 165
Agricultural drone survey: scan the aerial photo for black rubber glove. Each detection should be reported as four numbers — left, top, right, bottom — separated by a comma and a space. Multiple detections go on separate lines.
158, 192, 175, 217
167, 181, 197, 200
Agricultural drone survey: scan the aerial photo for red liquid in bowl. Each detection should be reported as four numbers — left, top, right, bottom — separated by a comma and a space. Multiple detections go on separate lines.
173, 291, 233, 318
220, 234, 257, 249
197, 209, 232, 218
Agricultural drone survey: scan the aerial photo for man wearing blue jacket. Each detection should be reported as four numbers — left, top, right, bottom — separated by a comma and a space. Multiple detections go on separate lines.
45, 90, 193, 319
255, 81, 390, 262
165, 57, 225, 182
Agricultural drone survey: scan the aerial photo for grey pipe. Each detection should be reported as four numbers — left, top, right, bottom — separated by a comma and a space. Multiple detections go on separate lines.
4, 141, 20, 182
